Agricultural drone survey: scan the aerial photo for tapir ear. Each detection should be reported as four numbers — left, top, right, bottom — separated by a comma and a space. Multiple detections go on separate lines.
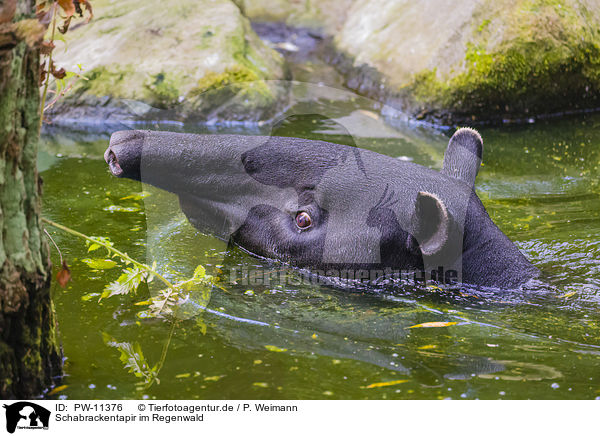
414, 191, 449, 256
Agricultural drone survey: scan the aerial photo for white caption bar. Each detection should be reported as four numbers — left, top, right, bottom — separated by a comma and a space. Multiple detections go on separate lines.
0, 400, 597, 435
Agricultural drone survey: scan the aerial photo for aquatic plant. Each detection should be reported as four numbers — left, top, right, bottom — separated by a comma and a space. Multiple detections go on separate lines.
42, 217, 215, 389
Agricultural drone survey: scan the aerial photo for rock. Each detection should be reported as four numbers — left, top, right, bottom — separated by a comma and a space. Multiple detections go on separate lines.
332, 0, 600, 124
48, 0, 289, 125
235, 0, 600, 125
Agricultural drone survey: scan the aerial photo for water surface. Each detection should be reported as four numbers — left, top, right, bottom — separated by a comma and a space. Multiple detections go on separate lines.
40, 96, 600, 400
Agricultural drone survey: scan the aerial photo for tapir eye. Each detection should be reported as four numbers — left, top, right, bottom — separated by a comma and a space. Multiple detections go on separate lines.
295, 211, 312, 229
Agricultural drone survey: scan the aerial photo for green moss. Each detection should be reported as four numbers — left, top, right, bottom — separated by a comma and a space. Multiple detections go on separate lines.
144, 73, 181, 109
78, 66, 136, 98
477, 19, 491, 33
407, 0, 600, 121
191, 66, 274, 107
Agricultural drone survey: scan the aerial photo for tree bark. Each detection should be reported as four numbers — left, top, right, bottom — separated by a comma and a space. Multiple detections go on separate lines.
0, 0, 62, 399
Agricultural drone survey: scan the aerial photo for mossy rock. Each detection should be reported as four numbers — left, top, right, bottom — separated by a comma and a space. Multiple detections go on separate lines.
333, 0, 600, 124
48, 0, 289, 124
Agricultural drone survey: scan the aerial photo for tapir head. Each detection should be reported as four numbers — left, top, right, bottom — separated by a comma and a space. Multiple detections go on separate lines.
105, 128, 539, 289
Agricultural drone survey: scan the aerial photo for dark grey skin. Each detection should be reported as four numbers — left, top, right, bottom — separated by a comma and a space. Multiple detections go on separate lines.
105, 127, 539, 289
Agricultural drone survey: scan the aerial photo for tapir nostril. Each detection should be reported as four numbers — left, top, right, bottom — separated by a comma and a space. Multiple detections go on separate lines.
104, 147, 123, 177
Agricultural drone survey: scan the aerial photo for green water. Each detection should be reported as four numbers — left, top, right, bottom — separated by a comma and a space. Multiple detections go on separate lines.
39, 105, 600, 400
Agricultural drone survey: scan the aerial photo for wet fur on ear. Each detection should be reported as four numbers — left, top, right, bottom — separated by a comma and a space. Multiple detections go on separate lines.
414, 191, 449, 256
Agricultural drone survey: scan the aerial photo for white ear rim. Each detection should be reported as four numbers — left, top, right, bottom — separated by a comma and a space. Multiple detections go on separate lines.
416, 191, 449, 256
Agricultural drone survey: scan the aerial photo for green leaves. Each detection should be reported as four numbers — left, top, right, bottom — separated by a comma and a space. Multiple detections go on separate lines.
85, 236, 115, 255
42, 218, 214, 391
102, 333, 157, 383
101, 267, 149, 299
148, 265, 213, 318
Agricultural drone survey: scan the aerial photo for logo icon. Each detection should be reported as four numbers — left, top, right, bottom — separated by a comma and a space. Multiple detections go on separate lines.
2, 402, 50, 434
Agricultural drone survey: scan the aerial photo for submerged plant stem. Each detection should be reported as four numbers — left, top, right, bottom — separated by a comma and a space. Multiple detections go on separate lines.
144, 320, 178, 390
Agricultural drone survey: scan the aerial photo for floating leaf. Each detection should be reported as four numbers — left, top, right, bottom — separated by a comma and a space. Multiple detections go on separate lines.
407, 321, 458, 329
364, 380, 409, 389
81, 292, 100, 302
56, 260, 71, 287
204, 375, 224, 382
120, 191, 151, 201
81, 258, 118, 270
47, 385, 68, 395
264, 345, 287, 352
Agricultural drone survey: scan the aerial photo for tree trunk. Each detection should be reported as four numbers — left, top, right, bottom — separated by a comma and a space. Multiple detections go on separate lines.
0, 0, 62, 399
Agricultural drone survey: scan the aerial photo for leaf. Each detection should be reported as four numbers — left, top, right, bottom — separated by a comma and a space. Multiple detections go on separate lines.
407, 321, 458, 329
56, 260, 71, 287
120, 191, 151, 201
51, 66, 66, 80
81, 292, 100, 302
364, 380, 409, 389
148, 288, 179, 317
58, 15, 73, 33
47, 384, 68, 395
86, 236, 113, 255
102, 333, 155, 382
196, 319, 207, 335
146, 264, 213, 318
57, 0, 75, 17
192, 264, 206, 280
36, 2, 55, 25
101, 267, 148, 299
40, 40, 55, 55
204, 375, 224, 382
79, 0, 93, 22
264, 345, 287, 352
81, 258, 118, 269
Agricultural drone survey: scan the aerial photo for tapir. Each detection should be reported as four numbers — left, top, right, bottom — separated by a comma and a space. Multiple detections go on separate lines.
104, 127, 540, 289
